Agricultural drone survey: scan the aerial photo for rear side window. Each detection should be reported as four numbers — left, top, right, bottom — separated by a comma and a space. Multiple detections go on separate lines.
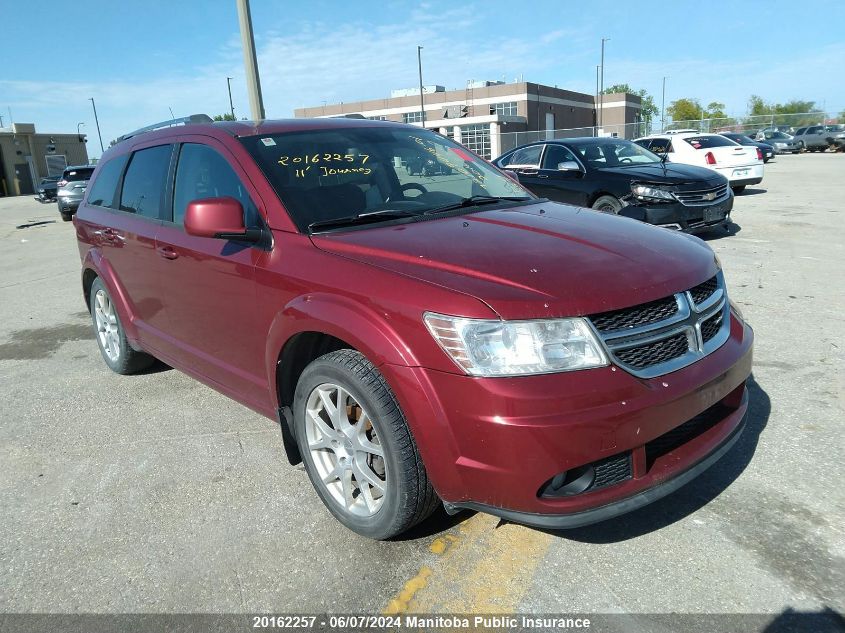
173, 144, 259, 227
63, 168, 95, 182
87, 155, 128, 208
683, 136, 735, 150
119, 145, 172, 219
647, 139, 673, 154
504, 145, 542, 167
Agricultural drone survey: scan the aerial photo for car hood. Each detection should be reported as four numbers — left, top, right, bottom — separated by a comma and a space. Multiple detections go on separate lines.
598, 163, 725, 186
310, 201, 719, 320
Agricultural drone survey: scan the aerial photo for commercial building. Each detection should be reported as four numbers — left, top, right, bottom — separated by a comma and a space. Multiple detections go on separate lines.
0, 123, 90, 197
295, 80, 643, 159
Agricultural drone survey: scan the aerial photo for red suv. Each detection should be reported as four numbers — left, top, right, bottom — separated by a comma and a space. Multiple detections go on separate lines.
75, 117, 753, 539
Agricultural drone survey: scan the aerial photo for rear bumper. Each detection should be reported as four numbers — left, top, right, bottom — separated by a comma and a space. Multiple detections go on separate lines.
384, 314, 754, 524
58, 198, 82, 213
715, 163, 764, 185
731, 177, 763, 187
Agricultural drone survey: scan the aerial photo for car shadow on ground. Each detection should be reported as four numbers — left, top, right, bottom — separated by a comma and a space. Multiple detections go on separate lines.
548, 374, 770, 544
700, 220, 742, 240
137, 359, 172, 375
737, 187, 767, 196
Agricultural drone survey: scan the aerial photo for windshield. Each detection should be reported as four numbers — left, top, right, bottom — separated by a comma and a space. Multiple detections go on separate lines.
569, 139, 662, 166
239, 126, 531, 231
765, 131, 791, 140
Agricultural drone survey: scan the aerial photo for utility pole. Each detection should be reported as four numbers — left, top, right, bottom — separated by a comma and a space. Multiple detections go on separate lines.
595, 65, 600, 135
236, 0, 266, 120
227, 77, 236, 119
88, 98, 104, 153
599, 37, 610, 129
661, 76, 667, 133
417, 45, 426, 127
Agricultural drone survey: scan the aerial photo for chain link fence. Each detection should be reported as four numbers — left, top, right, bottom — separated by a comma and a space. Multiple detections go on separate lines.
498, 111, 839, 156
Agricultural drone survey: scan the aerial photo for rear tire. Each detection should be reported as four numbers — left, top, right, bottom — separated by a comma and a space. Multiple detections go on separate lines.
591, 195, 623, 214
60, 212, 72, 222
89, 278, 155, 375
293, 349, 438, 539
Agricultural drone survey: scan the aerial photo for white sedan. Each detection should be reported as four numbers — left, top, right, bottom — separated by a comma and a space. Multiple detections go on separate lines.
634, 132, 764, 193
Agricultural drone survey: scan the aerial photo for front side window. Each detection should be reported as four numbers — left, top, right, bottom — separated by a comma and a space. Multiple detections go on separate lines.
239, 126, 531, 232
173, 144, 258, 226
541, 144, 579, 169
87, 154, 128, 208
119, 145, 172, 219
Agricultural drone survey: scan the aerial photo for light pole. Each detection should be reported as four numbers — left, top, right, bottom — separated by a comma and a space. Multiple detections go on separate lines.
88, 98, 104, 153
595, 65, 600, 135
227, 77, 236, 119
417, 45, 426, 127
599, 37, 610, 128
661, 76, 668, 132
236, 0, 266, 120
77, 122, 85, 142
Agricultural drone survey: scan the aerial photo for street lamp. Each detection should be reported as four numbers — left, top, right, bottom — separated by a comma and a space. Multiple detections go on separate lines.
77, 122, 85, 142
661, 76, 668, 133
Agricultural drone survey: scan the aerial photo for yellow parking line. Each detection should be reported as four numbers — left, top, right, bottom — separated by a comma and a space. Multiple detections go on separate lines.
384, 513, 553, 614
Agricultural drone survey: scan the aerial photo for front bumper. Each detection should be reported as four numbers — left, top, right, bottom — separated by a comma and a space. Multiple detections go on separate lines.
384, 314, 753, 527
621, 195, 733, 233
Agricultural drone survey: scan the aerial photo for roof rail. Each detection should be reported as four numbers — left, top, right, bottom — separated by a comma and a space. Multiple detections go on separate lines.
116, 114, 213, 143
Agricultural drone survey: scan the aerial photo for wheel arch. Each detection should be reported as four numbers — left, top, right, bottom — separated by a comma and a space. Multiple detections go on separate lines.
80, 250, 141, 345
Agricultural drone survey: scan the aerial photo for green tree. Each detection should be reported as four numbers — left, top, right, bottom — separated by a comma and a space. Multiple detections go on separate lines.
666, 98, 703, 125
602, 84, 659, 128
213, 113, 236, 121
748, 95, 771, 116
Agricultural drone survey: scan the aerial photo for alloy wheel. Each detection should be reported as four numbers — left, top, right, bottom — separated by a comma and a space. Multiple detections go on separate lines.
304, 383, 387, 517
93, 289, 120, 362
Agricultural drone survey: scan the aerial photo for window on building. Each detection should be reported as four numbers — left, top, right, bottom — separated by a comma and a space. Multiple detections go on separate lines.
490, 102, 518, 116
459, 124, 492, 159
402, 111, 425, 124
367, 116, 387, 121
119, 145, 172, 219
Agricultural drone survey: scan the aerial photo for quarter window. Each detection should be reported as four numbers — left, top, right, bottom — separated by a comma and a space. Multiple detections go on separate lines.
119, 145, 172, 219
173, 144, 258, 227
87, 155, 128, 208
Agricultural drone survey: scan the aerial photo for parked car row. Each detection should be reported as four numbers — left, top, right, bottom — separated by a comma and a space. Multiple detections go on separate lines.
750, 125, 844, 152
70, 115, 754, 540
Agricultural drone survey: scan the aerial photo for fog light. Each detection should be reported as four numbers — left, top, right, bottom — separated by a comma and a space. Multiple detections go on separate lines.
539, 465, 595, 498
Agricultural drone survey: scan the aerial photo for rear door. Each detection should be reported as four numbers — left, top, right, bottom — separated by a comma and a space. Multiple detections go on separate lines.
88, 145, 173, 351
498, 144, 544, 194
153, 138, 269, 409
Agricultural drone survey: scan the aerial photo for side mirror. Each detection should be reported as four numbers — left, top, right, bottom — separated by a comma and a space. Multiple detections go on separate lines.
184, 197, 259, 242
558, 161, 582, 172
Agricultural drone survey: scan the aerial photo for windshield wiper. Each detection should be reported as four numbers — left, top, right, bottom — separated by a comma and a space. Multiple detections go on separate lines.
308, 209, 420, 232
424, 195, 533, 215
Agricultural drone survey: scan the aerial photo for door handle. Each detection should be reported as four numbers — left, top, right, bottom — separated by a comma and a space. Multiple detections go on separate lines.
156, 245, 179, 260
537, 174, 549, 179
94, 228, 124, 243
518, 169, 538, 176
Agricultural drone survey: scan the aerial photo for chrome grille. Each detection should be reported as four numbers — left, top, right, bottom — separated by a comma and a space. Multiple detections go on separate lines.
673, 184, 730, 207
587, 272, 730, 378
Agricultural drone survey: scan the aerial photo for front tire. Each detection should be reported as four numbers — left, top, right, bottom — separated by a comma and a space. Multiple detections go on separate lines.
89, 278, 155, 374
591, 195, 623, 214
293, 350, 438, 539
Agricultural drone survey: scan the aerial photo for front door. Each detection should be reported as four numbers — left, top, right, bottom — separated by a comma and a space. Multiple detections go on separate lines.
14, 163, 34, 195
530, 144, 590, 206
154, 139, 269, 409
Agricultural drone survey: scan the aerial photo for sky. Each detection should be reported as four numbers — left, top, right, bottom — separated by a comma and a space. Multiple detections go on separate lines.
2, 0, 843, 158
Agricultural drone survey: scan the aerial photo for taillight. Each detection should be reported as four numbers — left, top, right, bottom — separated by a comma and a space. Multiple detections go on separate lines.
705, 152, 717, 165
756, 148, 763, 160
57, 180, 68, 187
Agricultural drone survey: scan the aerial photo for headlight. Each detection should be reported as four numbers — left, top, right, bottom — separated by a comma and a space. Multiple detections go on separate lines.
424, 312, 608, 376
631, 184, 675, 201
